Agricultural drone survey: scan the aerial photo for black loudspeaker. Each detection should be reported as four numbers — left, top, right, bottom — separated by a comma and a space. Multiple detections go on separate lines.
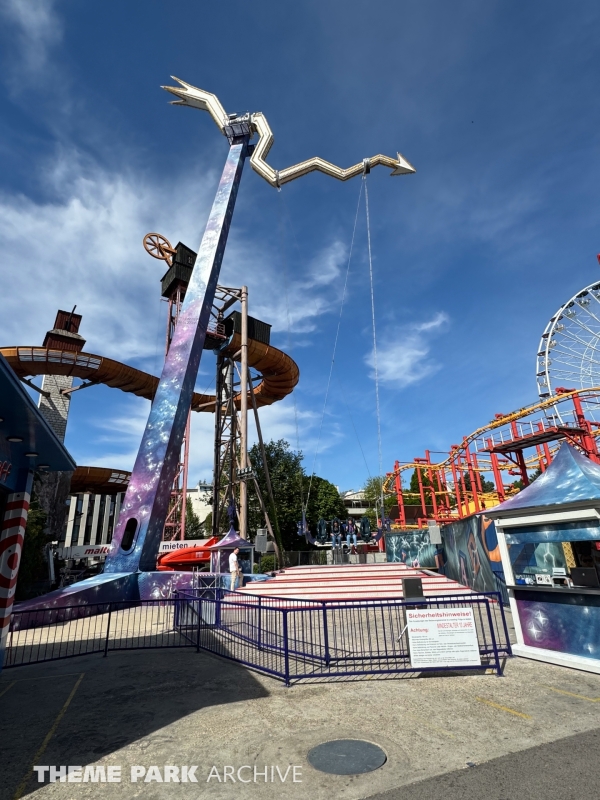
255, 530, 268, 553
402, 577, 424, 599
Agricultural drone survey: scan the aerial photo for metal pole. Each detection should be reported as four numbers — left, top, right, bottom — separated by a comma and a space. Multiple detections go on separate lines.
105, 138, 250, 574
464, 442, 481, 513
394, 461, 406, 527
239, 286, 249, 538
103, 603, 112, 658
489, 452, 505, 501
248, 377, 285, 563
227, 362, 236, 520
181, 411, 190, 540
212, 353, 224, 538
283, 609, 290, 686
425, 450, 438, 518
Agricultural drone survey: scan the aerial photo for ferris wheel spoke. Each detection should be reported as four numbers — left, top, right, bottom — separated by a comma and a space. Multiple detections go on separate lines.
553, 331, 600, 357
539, 279, 600, 405
564, 314, 600, 340
559, 326, 600, 348
549, 348, 600, 368
572, 300, 600, 328
549, 363, 600, 379
551, 349, 600, 367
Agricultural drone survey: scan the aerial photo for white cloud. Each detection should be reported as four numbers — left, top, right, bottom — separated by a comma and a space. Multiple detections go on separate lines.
367, 312, 449, 388
0, 144, 348, 364
0, 147, 217, 360
70, 398, 149, 471
0, 0, 62, 75
222, 236, 347, 335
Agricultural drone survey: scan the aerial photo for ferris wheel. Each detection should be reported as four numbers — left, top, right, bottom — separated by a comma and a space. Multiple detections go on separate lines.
537, 265, 600, 421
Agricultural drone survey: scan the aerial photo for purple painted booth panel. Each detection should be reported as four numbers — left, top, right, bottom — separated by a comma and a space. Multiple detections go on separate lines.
515, 589, 600, 660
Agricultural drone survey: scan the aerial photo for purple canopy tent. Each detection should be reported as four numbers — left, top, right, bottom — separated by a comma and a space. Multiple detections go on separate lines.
207, 526, 255, 574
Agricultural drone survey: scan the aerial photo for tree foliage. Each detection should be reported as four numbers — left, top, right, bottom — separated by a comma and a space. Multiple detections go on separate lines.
184, 497, 204, 539
408, 468, 436, 504
304, 475, 346, 527
462, 472, 495, 493
247, 439, 345, 550
362, 476, 396, 524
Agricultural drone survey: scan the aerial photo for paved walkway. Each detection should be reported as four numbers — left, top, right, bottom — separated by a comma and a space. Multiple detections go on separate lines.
1, 637, 600, 800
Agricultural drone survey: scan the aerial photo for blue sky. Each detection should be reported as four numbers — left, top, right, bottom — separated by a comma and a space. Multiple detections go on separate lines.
0, 0, 599, 493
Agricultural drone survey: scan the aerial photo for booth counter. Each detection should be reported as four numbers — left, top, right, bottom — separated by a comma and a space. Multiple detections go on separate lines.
486, 444, 600, 674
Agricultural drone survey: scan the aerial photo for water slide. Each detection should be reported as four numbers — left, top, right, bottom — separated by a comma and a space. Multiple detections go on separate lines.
0, 331, 299, 412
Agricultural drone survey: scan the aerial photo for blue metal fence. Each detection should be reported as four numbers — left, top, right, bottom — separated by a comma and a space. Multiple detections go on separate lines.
175, 590, 511, 684
5, 591, 511, 684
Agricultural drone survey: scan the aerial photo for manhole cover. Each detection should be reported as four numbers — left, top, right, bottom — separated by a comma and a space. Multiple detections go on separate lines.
307, 739, 387, 775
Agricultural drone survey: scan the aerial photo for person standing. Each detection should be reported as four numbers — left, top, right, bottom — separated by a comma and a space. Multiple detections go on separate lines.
229, 547, 241, 591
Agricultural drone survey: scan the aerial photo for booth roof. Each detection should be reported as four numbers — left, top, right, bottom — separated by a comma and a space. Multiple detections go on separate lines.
207, 526, 254, 550
0, 352, 75, 483
485, 442, 600, 517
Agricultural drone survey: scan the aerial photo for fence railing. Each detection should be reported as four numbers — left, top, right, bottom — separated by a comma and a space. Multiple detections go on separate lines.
176, 590, 511, 684
5, 591, 511, 684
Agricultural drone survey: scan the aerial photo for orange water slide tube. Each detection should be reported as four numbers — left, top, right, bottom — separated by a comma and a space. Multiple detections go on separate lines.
0, 332, 298, 412
155, 536, 220, 571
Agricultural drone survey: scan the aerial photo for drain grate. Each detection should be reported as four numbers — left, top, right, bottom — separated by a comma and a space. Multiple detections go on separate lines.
307, 739, 387, 775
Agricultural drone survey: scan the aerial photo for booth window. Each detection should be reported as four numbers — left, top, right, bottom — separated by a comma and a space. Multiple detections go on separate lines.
505, 521, 600, 587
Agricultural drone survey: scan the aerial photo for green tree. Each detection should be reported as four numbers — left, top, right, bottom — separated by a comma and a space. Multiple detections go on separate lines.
408, 468, 436, 504
362, 476, 395, 526
246, 438, 348, 551
509, 467, 542, 491
304, 475, 346, 528
462, 473, 495, 493
16, 498, 48, 600
247, 439, 304, 551
184, 497, 204, 539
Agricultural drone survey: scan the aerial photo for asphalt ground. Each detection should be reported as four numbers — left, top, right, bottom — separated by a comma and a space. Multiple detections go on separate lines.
0, 642, 599, 800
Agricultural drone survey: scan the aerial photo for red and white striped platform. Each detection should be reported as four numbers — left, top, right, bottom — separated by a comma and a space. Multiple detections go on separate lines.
239, 563, 473, 602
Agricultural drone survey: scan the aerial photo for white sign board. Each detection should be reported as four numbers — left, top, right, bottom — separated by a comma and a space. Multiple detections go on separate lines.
406, 608, 481, 669
57, 540, 209, 560
58, 545, 111, 559
158, 540, 207, 552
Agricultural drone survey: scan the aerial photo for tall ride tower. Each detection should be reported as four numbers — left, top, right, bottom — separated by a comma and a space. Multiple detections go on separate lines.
150, 237, 198, 540
33, 309, 85, 540
38, 308, 86, 442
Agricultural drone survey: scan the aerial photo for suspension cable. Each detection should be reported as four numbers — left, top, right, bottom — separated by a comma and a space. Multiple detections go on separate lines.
278, 189, 305, 517
364, 176, 386, 522
304, 179, 365, 511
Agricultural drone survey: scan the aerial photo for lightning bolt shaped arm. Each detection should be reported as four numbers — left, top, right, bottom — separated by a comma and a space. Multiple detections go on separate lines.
250, 111, 416, 186
162, 77, 229, 132
161, 79, 416, 186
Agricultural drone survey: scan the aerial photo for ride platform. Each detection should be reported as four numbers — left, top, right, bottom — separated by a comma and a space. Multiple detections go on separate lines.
237, 562, 475, 602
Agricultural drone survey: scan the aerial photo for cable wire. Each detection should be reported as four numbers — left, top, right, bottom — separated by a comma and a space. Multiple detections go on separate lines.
278, 190, 305, 517
304, 179, 365, 510
364, 176, 386, 521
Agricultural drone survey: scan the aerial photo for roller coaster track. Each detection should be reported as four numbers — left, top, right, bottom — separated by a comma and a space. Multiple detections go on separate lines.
0, 332, 299, 414
383, 387, 600, 494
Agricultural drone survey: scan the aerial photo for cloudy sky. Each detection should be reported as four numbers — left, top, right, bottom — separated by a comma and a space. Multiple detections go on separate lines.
0, 0, 599, 493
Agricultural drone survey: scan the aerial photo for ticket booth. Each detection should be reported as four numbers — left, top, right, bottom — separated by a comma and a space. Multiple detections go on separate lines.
485, 443, 600, 674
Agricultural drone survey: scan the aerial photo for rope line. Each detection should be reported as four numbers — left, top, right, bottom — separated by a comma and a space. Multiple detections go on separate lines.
278, 190, 305, 515
364, 176, 386, 521
305, 179, 365, 511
